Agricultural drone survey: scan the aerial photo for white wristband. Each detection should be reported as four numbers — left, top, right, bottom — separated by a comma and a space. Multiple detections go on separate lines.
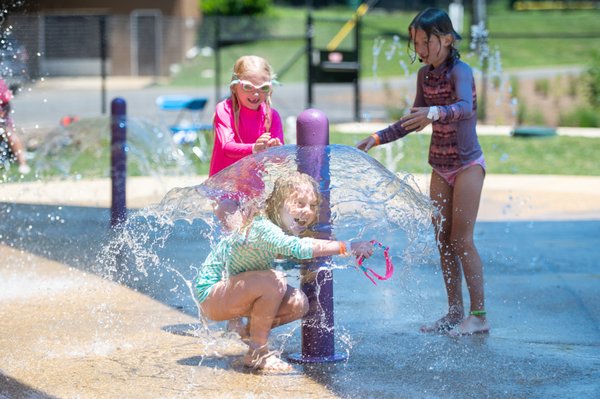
427, 106, 440, 121
344, 241, 353, 256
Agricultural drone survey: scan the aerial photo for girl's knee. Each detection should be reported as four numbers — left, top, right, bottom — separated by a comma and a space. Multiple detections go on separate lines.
296, 290, 309, 317
254, 270, 288, 299
288, 289, 309, 320
450, 235, 475, 253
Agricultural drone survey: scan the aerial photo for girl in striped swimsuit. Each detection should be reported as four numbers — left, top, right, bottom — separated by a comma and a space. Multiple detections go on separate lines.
357, 8, 489, 336
195, 172, 373, 372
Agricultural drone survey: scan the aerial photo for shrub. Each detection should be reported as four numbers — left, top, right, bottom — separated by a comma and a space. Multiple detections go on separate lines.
584, 51, 600, 107
516, 99, 547, 126
200, 0, 273, 16
509, 75, 520, 98
534, 78, 550, 97
558, 106, 599, 128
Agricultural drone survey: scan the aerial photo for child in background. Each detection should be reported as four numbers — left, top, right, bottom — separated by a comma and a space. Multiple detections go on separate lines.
195, 172, 373, 372
357, 8, 489, 336
0, 79, 30, 174
209, 55, 284, 177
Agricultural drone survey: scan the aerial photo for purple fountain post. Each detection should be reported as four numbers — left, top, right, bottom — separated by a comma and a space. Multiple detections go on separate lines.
288, 108, 347, 363
110, 97, 127, 227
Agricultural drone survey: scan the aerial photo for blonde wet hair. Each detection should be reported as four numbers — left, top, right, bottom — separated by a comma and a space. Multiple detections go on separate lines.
230, 55, 276, 141
265, 171, 321, 235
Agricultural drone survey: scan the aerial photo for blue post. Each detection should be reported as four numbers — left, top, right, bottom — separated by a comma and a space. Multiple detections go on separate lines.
110, 98, 127, 227
288, 109, 346, 363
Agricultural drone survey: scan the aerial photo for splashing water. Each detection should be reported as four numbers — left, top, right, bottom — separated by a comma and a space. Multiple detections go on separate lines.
371, 37, 385, 81
152, 144, 434, 258
372, 20, 519, 131
372, 35, 412, 85
96, 144, 436, 353
398, 59, 410, 78
470, 21, 490, 67
384, 35, 400, 62
32, 116, 190, 179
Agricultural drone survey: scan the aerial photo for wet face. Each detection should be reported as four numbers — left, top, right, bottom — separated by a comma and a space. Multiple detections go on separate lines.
279, 183, 318, 236
233, 70, 272, 110
412, 28, 451, 68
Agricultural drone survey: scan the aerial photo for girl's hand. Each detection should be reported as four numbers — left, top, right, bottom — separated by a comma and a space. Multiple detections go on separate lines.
253, 132, 272, 153
265, 136, 282, 148
400, 107, 431, 132
356, 135, 376, 152
350, 241, 374, 259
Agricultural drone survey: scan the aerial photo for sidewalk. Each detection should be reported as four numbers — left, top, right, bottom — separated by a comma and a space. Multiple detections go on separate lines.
2, 174, 599, 220
1, 174, 599, 398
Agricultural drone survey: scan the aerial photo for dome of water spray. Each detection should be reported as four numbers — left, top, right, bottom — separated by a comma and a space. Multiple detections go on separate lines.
151, 144, 435, 261
98, 144, 437, 345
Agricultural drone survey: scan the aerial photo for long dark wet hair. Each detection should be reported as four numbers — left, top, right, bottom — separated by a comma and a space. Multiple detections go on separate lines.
407, 8, 461, 65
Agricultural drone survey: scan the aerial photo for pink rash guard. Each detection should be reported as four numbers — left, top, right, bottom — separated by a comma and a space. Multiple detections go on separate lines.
208, 98, 284, 176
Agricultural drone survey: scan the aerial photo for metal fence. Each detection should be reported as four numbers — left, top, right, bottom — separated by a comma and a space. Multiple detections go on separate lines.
4, 13, 192, 80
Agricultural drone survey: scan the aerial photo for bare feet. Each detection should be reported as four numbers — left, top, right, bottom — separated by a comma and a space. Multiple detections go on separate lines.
448, 315, 490, 337
226, 318, 249, 343
420, 314, 463, 334
244, 347, 294, 373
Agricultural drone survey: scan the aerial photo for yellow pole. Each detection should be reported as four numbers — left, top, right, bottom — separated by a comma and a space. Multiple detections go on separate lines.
326, 3, 369, 52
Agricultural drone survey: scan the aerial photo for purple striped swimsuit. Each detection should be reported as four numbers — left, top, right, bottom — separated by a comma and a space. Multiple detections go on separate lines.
376, 58, 483, 173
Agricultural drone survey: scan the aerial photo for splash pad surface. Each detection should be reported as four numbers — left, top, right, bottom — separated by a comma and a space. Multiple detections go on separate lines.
1, 170, 600, 398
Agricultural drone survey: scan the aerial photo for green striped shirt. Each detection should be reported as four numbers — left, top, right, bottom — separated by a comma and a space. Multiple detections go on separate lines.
194, 216, 314, 303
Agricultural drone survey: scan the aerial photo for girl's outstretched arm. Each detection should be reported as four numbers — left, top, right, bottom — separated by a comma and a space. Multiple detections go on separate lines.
358, 67, 429, 152
252, 218, 373, 260
312, 239, 373, 259
400, 62, 475, 130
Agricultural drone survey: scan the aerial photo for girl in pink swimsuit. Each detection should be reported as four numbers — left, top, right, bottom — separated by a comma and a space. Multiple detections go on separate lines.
209, 55, 284, 177
208, 55, 286, 227
357, 8, 489, 336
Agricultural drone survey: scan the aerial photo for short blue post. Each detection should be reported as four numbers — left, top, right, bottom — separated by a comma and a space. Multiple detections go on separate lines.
288, 109, 346, 363
110, 97, 127, 227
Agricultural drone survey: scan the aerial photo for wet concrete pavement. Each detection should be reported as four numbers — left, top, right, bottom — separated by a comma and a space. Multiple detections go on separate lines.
1, 174, 599, 398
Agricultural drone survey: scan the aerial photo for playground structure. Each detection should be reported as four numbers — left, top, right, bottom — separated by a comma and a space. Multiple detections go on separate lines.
289, 108, 346, 363
212, 12, 364, 121
110, 98, 127, 228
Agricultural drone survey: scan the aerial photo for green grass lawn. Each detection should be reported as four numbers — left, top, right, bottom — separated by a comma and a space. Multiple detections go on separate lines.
331, 131, 600, 176
5, 127, 596, 182
170, 6, 600, 87
167, 132, 600, 177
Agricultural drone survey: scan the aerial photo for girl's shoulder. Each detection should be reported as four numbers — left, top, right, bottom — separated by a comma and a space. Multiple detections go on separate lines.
417, 64, 430, 76
449, 59, 474, 80
451, 59, 473, 73
214, 98, 234, 120
216, 97, 232, 111
247, 216, 287, 241
269, 105, 282, 120
251, 216, 277, 231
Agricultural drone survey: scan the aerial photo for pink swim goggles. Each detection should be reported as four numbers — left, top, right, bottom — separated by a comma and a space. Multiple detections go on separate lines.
356, 240, 394, 285
230, 79, 272, 93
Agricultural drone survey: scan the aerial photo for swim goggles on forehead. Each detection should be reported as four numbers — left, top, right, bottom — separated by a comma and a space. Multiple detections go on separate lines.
230, 79, 272, 93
